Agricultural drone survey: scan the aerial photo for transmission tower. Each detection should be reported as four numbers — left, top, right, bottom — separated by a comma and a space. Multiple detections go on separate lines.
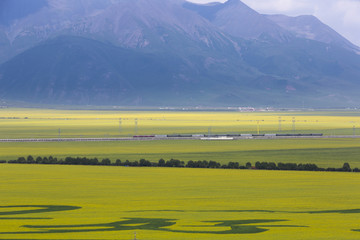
119, 118, 122, 134
135, 118, 138, 135
292, 117, 296, 133
353, 125, 356, 136
278, 117, 282, 132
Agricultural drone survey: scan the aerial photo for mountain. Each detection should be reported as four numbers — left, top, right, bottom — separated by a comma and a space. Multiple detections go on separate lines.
266, 14, 360, 53
0, 0, 360, 107
184, 0, 293, 41
0, 35, 260, 106
0, 36, 191, 105
0, 0, 239, 64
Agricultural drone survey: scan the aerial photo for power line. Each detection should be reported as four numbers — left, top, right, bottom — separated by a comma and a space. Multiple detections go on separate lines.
278, 116, 282, 132
353, 125, 356, 137
119, 118, 122, 134
135, 118, 138, 135
292, 117, 296, 133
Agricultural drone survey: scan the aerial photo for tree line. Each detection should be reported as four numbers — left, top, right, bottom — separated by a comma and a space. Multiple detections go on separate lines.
1, 155, 359, 173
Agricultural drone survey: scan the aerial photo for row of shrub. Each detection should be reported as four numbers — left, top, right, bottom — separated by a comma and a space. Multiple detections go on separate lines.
2, 155, 359, 172
255, 161, 358, 172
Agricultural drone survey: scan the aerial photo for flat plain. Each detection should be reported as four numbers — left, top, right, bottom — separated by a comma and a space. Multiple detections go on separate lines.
1, 164, 360, 240
1, 108, 360, 138
1, 108, 360, 239
1, 108, 360, 167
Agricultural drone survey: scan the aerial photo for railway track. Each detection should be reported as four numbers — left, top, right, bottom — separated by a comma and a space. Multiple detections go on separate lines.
0, 135, 359, 142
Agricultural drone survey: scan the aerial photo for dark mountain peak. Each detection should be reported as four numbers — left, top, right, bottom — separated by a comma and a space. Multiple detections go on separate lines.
0, 0, 239, 63
209, 0, 292, 41
267, 14, 320, 26
224, 0, 254, 9
223, 0, 260, 12
90, 0, 237, 50
295, 14, 319, 21
224, 0, 241, 5
183, 0, 251, 21
183, 1, 224, 21
184, 0, 289, 41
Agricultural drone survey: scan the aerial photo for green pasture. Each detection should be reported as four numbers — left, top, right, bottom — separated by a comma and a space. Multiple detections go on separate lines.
1, 138, 360, 168
1, 108, 360, 138
1, 108, 360, 168
1, 164, 360, 240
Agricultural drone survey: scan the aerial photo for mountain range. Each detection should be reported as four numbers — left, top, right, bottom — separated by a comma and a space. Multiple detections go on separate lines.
0, 0, 359, 107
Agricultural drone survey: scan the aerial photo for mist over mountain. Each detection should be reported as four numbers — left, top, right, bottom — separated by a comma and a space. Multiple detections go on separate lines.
0, 0, 360, 107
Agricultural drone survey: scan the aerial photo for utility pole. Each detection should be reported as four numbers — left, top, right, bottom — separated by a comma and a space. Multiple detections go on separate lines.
58, 128, 61, 138
119, 118, 122, 134
257, 120, 260, 135
353, 125, 356, 137
135, 118, 138, 135
292, 117, 296, 133
278, 117, 282, 132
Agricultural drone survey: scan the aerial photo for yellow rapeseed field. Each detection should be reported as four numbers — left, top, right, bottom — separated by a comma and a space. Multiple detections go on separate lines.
1, 108, 360, 167
1, 108, 360, 138
1, 138, 360, 168
1, 164, 360, 240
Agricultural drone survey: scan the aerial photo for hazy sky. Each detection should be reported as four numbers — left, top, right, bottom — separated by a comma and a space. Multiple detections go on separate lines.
189, 0, 360, 47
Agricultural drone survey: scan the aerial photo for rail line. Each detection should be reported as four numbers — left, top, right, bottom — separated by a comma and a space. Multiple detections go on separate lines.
0, 135, 359, 142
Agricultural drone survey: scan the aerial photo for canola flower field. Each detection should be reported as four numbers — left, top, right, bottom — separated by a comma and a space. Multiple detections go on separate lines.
1, 109, 360, 239
1, 164, 360, 240
1, 108, 360, 167
1, 108, 360, 138
1, 138, 360, 168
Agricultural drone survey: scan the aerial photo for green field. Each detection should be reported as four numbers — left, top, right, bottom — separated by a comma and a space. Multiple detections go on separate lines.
1, 109, 360, 239
1, 108, 360, 138
1, 138, 360, 168
1, 164, 360, 240
1, 108, 360, 168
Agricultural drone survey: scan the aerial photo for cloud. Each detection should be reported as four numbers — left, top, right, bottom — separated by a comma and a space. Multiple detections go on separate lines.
188, 0, 360, 46
318, 0, 360, 45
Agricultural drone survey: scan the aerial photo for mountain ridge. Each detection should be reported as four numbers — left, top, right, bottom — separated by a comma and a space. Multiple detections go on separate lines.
184, 0, 294, 42
0, 0, 360, 107
266, 14, 360, 53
